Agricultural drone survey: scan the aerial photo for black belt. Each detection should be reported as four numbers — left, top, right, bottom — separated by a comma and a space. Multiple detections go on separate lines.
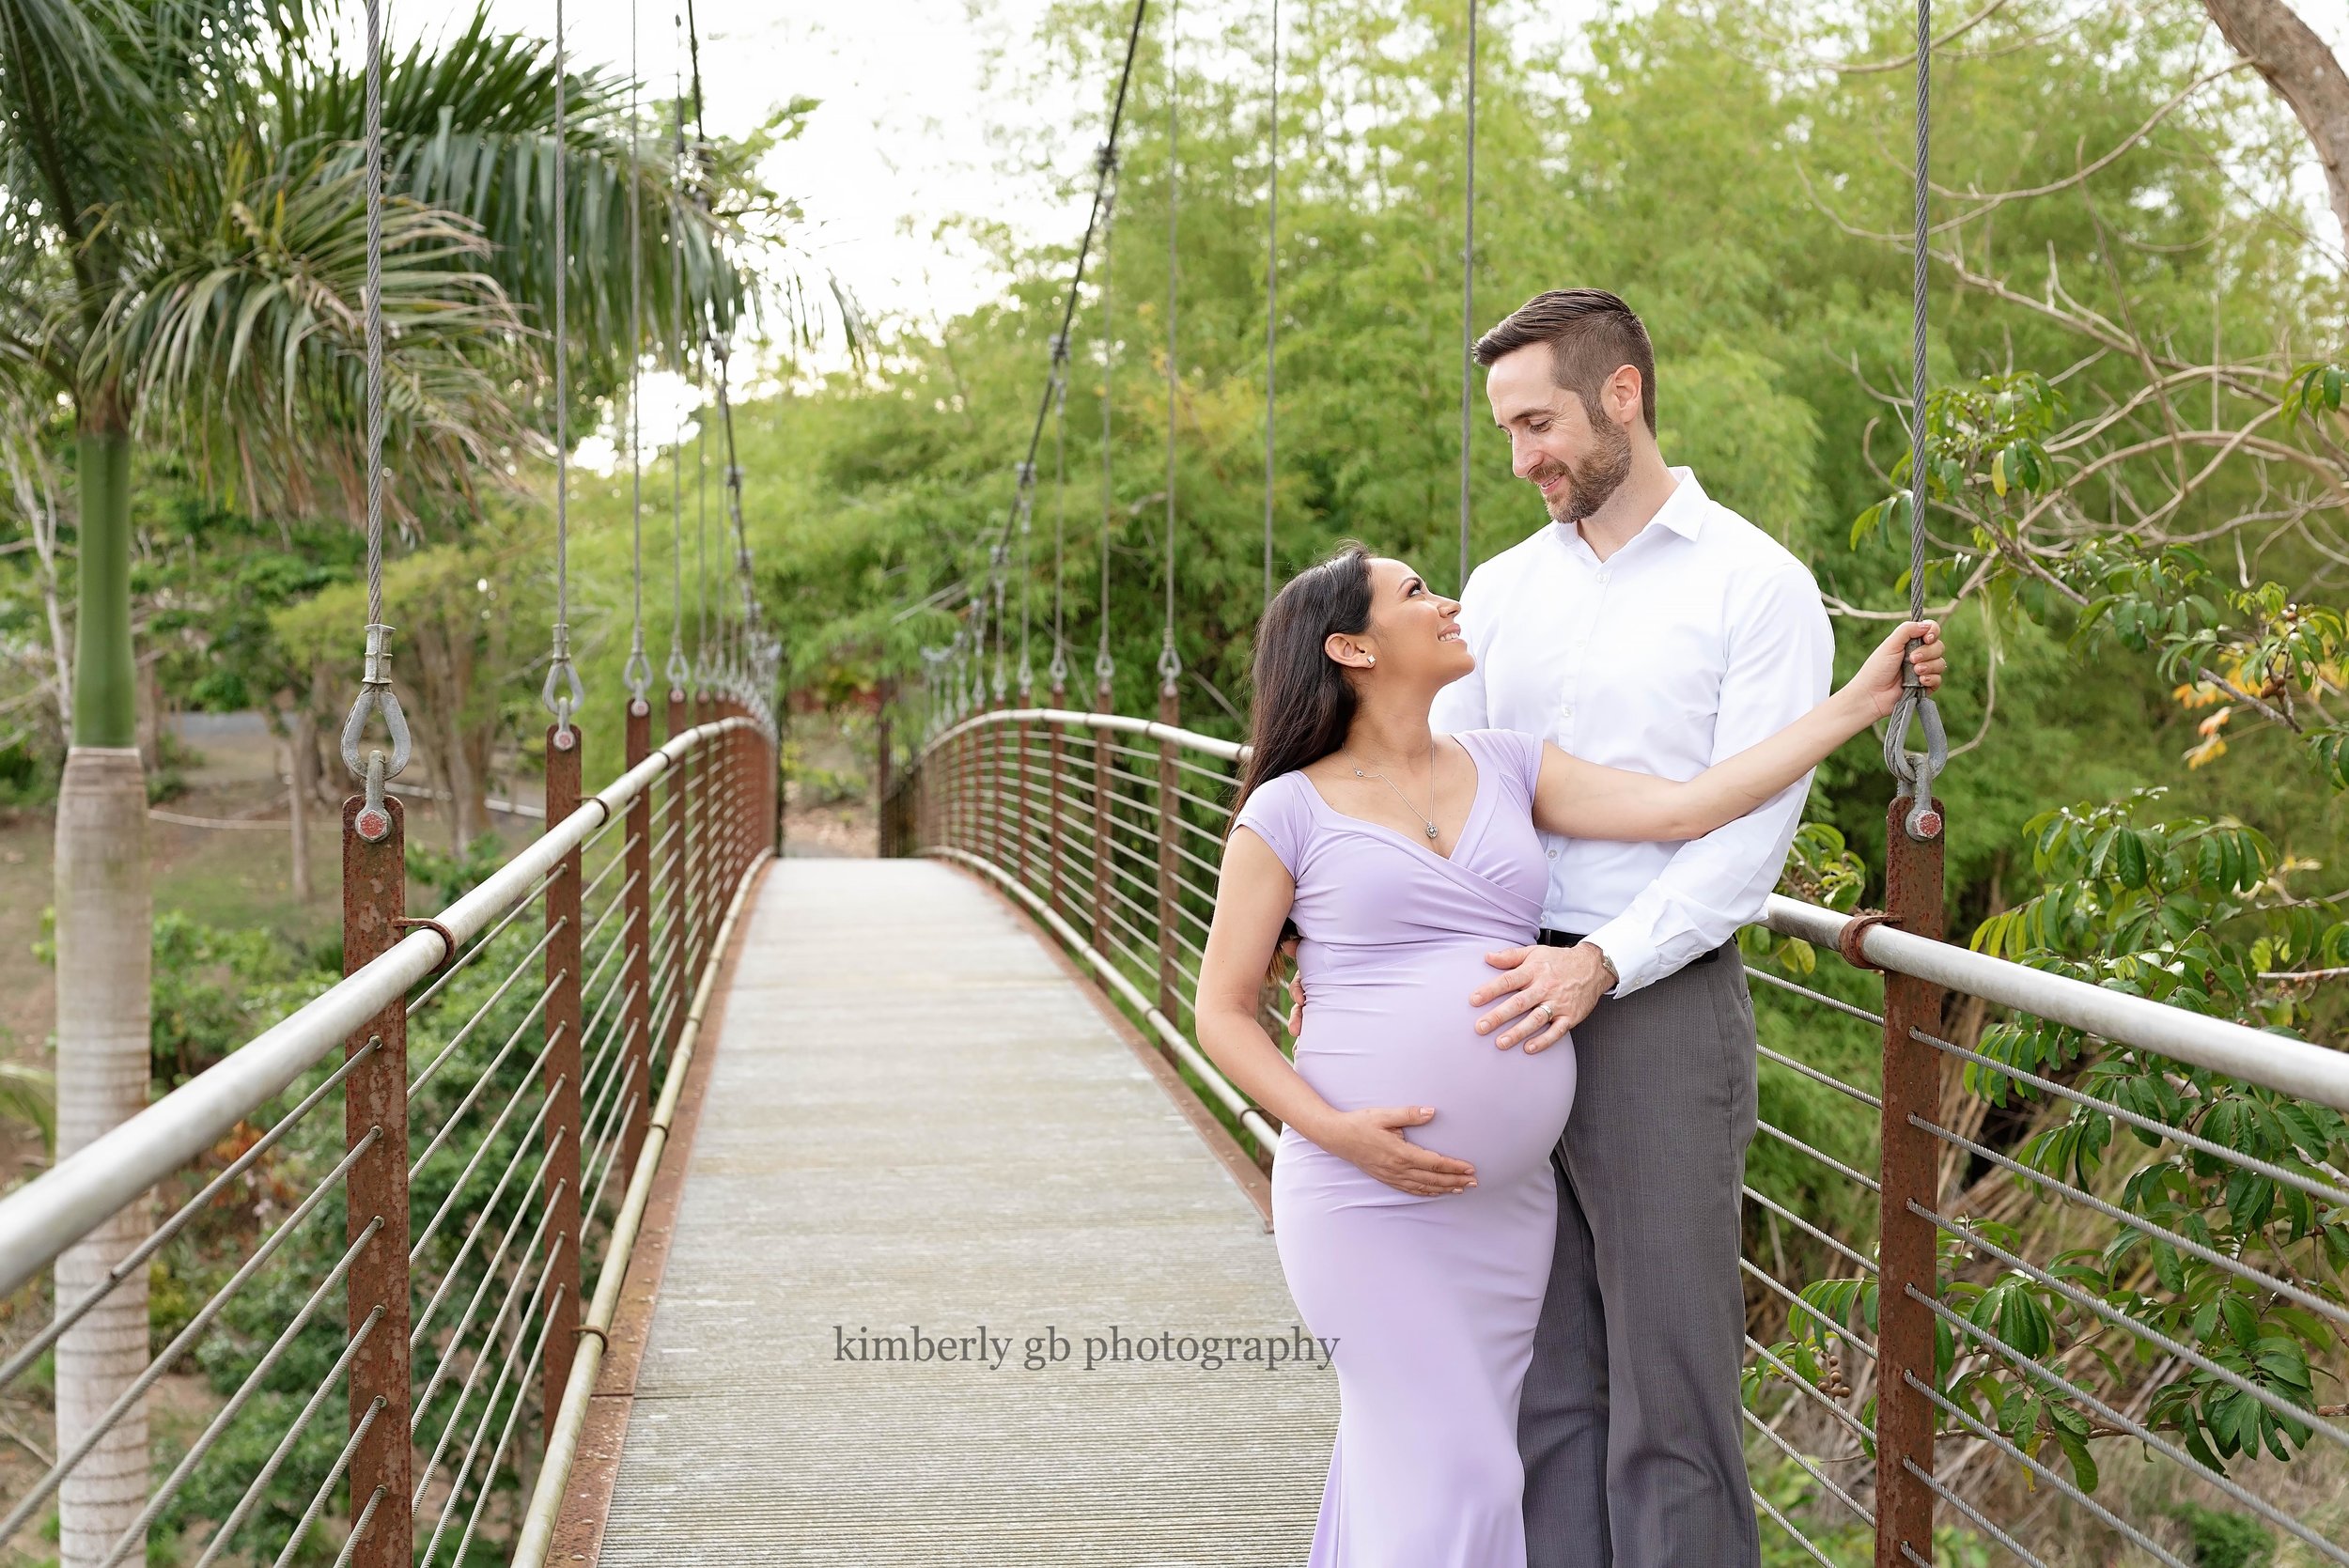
1537, 928, 1721, 965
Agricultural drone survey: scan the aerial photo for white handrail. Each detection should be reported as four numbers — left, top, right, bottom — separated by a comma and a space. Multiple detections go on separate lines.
0, 717, 757, 1298
910, 707, 2348, 1114
918, 706, 1246, 766
1762, 896, 2349, 1113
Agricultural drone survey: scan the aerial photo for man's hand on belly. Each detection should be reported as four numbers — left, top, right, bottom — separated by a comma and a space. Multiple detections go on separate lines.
1470, 942, 1610, 1052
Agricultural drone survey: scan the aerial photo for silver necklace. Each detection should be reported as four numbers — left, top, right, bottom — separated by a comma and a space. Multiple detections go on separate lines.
1346, 746, 1441, 841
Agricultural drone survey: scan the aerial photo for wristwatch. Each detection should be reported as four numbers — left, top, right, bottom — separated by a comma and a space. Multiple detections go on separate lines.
1589, 945, 1620, 992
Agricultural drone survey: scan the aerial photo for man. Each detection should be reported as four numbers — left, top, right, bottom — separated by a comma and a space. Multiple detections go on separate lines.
1427, 288, 1832, 1567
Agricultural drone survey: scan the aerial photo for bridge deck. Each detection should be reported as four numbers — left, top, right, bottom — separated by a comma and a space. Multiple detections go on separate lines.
591, 858, 1336, 1564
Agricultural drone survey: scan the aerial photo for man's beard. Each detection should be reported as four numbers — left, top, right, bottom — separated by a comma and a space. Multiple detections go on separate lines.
1532, 417, 1633, 525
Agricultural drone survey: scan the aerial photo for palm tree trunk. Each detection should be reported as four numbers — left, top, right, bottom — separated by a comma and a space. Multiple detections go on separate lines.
284, 703, 314, 902
53, 423, 151, 1568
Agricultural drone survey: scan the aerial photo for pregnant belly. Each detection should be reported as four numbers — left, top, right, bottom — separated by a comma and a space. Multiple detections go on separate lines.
1290, 940, 1578, 1186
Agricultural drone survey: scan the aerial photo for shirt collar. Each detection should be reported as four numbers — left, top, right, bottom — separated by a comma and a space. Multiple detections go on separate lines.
1548, 466, 1708, 561
1648, 467, 1708, 539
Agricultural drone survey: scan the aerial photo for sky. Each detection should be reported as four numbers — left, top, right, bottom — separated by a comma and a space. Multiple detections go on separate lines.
468, 0, 1074, 337
429, 1, 2347, 336
426, 0, 2344, 466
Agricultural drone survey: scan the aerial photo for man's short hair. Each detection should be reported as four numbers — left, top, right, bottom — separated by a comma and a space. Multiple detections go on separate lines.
1473, 288, 1657, 435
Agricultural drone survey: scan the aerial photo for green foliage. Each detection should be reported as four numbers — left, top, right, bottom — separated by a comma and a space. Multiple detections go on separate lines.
0, 1060, 55, 1157
409, 832, 509, 906
1853, 372, 2066, 576
149, 913, 332, 1092
2280, 364, 2345, 434
2170, 1501, 2274, 1568
1754, 784, 2349, 1490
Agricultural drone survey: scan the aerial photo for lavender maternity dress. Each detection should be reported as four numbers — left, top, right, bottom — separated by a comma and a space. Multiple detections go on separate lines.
1234, 727, 1577, 1568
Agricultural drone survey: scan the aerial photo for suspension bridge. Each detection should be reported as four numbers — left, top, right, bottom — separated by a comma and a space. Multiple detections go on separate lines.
4, 0, 2349, 1563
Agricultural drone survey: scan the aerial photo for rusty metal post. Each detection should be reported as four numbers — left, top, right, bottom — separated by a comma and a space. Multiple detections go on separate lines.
689, 691, 710, 1000
715, 703, 736, 892
981, 697, 999, 865
1012, 707, 1030, 889
967, 706, 983, 858
1875, 797, 1947, 1568
621, 699, 653, 1177
1092, 676, 1113, 953
946, 709, 962, 851
540, 722, 584, 1437
1047, 683, 1066, 919
664, 688, 691, 1050
340, 791, 412, 1564
1155, 683, 1180, 1023
730, 702, 750, 883
711, 701, 733, 899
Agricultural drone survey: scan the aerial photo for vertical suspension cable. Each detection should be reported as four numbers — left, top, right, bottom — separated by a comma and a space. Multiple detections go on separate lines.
684, 0, 711, 690
665, 37, 690, 697
1050, 348, 1069, 692
1263, 0, 1279, 613
695, 347, 709, 687
1159, 0, 1182, 697
1457, 0, 1478, 598
623, 0, 651, 705
1883, 0, 1948, 838
338, 0, 412, 833
541, 0, 583, 740
1907, 0, 1930, 630
1097, 155, 1120, 696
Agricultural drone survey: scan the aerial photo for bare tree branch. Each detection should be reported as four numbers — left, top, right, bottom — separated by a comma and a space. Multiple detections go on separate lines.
2201, 0, 2349, 256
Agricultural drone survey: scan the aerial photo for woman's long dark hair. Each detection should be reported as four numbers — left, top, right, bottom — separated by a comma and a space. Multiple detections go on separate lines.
1229, 542, 1374, 826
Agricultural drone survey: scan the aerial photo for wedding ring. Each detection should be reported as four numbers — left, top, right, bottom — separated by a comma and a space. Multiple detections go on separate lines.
1534, 1001, 1554, 1023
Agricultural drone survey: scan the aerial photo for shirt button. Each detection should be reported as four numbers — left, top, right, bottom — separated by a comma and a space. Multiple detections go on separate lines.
1547, 849, 1559, 860
1596, 570, 1612, 585
1560, 706, 1573, 720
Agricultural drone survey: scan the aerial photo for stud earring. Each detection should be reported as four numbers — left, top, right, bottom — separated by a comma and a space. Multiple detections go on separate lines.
1364, 655, 1377, 667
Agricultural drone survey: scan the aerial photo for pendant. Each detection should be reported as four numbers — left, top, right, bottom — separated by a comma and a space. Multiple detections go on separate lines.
1425, 824, 1439, 838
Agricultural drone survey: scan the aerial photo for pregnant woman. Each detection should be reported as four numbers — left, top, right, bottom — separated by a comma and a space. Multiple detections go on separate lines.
1193, 545, 1944, 1568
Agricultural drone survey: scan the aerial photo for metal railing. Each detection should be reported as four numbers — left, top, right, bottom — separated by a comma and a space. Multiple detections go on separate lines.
0, 696, 775, 1568
890, 700, 2349, 1568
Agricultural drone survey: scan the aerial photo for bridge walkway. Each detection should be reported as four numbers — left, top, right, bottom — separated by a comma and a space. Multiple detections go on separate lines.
577, 858, 1336, 1564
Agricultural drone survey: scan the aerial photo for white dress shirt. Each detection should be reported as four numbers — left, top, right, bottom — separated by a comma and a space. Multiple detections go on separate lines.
1428, 467, 1832, 996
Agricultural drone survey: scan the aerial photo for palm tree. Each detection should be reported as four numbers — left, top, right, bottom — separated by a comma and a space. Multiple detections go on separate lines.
0, 3, 744, 1560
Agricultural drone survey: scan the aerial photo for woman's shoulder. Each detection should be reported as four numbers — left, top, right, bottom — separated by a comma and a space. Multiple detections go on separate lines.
1231, 769, 1317, 877
1449, 727, 1546, 792
1450, 725, 1545, 763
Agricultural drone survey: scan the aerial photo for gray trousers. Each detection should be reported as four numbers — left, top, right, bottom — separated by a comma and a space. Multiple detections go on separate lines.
1519, 943, 1761, 1568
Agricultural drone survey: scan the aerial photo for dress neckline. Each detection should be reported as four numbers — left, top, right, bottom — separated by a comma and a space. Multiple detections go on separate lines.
1295, 734, 1492, 866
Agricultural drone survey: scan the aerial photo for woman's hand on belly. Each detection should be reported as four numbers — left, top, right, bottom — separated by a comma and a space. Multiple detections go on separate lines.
1294, 1103, 1478, 1197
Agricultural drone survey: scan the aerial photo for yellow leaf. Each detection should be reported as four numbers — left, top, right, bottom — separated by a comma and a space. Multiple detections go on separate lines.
2171, 681, 2224, 710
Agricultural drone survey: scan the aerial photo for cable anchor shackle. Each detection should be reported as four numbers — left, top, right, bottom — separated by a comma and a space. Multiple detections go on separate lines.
988, 544, 1010, 701
1883, 647, 1948, 841
624, 642, 654, 706
339, 622, 412, 841
1156, 627, 1181, 693
541, 620, 586, 749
